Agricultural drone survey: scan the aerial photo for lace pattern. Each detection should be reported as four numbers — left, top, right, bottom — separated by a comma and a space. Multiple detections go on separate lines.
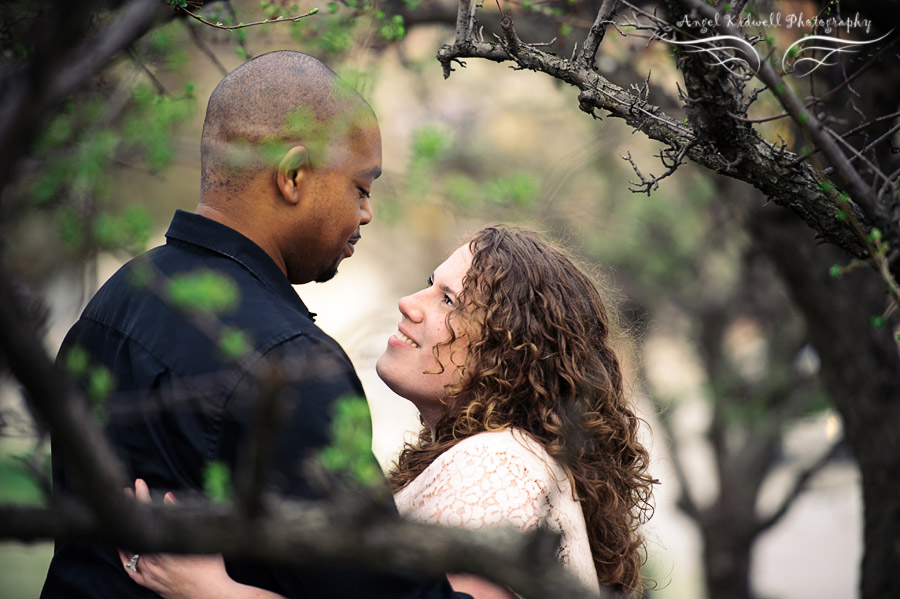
394, 429, 600, 595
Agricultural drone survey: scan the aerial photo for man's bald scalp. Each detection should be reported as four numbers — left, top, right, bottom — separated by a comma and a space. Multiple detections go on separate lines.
200, 50, 374, 197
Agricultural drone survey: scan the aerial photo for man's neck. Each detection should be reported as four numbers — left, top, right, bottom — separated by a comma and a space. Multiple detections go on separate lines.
195, 201, 288, 278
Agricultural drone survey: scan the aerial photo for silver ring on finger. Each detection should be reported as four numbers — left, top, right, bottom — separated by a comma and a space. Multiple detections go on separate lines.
125, 553, 140, 573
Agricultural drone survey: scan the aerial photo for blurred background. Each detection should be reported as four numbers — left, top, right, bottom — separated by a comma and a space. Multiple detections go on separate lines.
0, 1, 862, 597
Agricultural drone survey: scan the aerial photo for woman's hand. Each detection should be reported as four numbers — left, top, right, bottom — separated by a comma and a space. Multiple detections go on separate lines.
119, 479, 285, 599
447, 573, 516, 599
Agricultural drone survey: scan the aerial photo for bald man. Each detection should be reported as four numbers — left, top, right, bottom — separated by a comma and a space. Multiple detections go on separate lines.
41, 51, 467, 599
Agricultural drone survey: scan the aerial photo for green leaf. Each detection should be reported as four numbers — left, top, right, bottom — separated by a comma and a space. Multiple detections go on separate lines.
219, 327, 252, 360
203, 461, 232, 503
88, 366, 114, 423
166, 270, 240, 315
412, 126, 450, 160
318, 396, 381, 487
64, 346, 90, 377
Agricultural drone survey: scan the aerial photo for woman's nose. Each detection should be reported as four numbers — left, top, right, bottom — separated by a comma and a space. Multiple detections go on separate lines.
398, 292, 424, 322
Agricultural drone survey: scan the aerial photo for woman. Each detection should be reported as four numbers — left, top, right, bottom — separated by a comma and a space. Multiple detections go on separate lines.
122, 225, 655, 598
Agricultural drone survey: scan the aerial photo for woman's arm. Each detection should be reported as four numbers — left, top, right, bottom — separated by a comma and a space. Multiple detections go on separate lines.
396, 434, 551, 599
120, 480, 287, 599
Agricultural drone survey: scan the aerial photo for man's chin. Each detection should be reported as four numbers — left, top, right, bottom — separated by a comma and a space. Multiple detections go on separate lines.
314, 257, 342, 283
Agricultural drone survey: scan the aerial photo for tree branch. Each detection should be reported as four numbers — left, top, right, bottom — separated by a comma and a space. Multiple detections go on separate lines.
577, 0, 620, 70
0, 495, 610, 599
435, 1, 874, 264
644, 393, 701, 521
0, 0, 172, 197
185, 19, 229, 76
178, 4, 317, 31
0, 261, 131, 523
679, 0, 884, 230
755, 437, 846, 535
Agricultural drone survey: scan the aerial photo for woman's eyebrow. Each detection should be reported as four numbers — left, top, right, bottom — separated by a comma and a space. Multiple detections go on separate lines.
432, 272, 459, 299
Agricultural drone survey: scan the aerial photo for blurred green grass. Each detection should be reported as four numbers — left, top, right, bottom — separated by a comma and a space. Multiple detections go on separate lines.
0, 439, 53, 598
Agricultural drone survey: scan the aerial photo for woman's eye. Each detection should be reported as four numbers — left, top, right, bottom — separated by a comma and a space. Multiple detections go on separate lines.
427, 276, 434, 286
443, 294, 454, 307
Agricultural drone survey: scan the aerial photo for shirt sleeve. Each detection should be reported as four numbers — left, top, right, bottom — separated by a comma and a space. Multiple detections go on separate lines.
399, 435, 553, 532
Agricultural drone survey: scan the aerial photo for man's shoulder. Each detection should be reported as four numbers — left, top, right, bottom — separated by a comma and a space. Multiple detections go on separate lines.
78, 243, 330, 370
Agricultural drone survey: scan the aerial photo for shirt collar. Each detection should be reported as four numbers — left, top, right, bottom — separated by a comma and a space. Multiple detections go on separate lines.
164, 209, 315, 321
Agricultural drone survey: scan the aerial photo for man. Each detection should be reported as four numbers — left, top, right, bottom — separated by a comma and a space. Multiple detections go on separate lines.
41, 50, 467, 599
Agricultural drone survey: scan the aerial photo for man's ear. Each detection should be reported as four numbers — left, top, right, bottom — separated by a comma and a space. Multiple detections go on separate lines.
276, 145, 310, 205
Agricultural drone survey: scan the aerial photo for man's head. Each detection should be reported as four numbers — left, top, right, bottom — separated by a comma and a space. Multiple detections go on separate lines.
198, 51, 382, 284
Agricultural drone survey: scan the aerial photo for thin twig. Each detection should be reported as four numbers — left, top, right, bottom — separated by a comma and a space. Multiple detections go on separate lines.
223, 0, 254, 59
178, 5, 318, 31
185, 19, 228, 76
129, 49, 168, 95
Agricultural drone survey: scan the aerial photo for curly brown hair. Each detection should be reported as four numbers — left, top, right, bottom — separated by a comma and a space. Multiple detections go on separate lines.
388, 225, 655, 593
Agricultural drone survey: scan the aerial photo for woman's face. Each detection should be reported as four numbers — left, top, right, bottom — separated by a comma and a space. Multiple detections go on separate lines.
375, 243, 474, 425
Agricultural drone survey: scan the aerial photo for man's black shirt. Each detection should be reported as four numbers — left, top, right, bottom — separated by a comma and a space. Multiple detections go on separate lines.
41, 210, 465, 599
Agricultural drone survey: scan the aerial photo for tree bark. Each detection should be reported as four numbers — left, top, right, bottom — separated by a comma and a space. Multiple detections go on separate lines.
748, 208, 900, 599
702, 521, 755, 599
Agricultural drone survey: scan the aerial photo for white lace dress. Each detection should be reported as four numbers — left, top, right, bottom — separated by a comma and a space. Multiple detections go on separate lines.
393, 428, 601, 595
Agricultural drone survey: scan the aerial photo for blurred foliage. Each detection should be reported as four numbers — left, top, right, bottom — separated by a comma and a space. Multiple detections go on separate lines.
203, 460, 233, 503
379, 124, 543, 223
166, 270, 241, 316
318, 396, 382, 487
2, 15, 197, 290
60, 345, 115, 424
0, 449, 48, 506
218, 327, 253, 361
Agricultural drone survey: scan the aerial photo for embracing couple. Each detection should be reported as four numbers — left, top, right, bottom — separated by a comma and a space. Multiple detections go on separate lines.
40, 51, 654, 599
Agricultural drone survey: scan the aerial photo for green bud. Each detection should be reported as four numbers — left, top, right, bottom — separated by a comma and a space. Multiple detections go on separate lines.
867, 228, 883, 243
65, 347, 90, 376
828, 265, 842, 278
818, 180, 834, 193
203, 461, 232, 503
835, 210, 847, 221
871, 315, 886, 328
219, 328, 252, 360
309, 7, 319, 14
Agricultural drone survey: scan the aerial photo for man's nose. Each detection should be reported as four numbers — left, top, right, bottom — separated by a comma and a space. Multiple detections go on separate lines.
360, 195, 373, 225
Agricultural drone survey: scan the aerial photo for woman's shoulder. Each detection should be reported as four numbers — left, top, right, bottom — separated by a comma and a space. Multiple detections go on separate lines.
431, 429, 567, 487
395, 429, 560, 530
